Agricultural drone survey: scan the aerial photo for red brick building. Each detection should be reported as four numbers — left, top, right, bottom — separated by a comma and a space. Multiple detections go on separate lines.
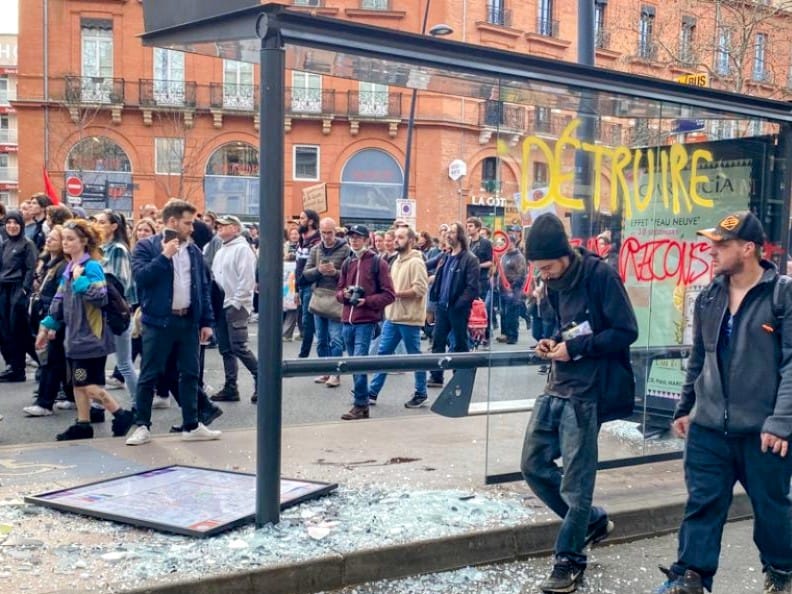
14, 0, 792, 230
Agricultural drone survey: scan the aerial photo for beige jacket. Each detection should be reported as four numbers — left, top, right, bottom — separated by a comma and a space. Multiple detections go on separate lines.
385, 249, 428, 326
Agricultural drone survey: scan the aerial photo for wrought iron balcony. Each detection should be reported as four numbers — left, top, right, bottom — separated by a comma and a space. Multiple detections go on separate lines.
596, 29, 611, 50
347, 90, 401, 118
0, 128, 17, 144
678, 47, 698, 67
637, 43, 658, 61
0, 88, 14, 105
486, 4, 512, 27
139, 79, 197, 108
286, 87, 335, 114
209, 82, 258, 112
536, 18, 560, 37
479, 101, 526, 131
292, 0, 325, 5
359, 0, 390, 9
0, 167, 18, 182
64, 75, 125, 104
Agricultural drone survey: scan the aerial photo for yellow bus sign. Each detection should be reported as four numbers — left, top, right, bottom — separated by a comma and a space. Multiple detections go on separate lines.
675, 73, 708, 87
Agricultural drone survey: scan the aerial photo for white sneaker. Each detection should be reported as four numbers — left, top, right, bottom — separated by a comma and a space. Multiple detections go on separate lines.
181, 423, 221, 442
152, 397, 171, 409
125, 425, 151, 446
54, 401, 76, 410
23, 405, 53, 417
105, 376, 125, 390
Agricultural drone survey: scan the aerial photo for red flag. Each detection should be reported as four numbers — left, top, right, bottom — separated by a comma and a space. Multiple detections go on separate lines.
43, 166, 60, 205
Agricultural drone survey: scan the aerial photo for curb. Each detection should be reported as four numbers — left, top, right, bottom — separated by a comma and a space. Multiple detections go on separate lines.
68, 493, 753, 594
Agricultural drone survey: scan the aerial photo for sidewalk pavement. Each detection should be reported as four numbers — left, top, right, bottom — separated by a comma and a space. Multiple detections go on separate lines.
0, 414, 751, 594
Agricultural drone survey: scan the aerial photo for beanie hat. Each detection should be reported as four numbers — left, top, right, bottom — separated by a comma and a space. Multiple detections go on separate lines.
525, 213, 572, 260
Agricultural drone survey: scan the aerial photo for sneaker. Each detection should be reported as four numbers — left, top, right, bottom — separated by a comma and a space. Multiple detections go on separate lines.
765, 568, 792, 593
89, 407, 106, 423
368, 394, 378, 406
23, 405, 53, 417
182, 423, 222, 442
314, 375, 330, 384
404, 393, 428, 408
495, 335, 509, 343
427, 378, 443, 388
654, 566, 704, 594
539, 561, 584, 593
125, 425, 151, 446
538, 364, 550, 375
105, 376, 125, 390
0, 368, 25, 382
152, 396, 171, 409
200, 405, 224, 427
111, 409, 135, 437
54, 400, 76, 410
251, 394, 257, 404
56, 422, 94, 441
210, 386, 240, 402
325, 375, 341, 388
584, 511, 614, 547
341, 405, 370, 420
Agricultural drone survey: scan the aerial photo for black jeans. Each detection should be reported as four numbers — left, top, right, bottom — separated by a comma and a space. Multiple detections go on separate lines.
35, 328, 73, 409
430, 303, 470, 383
298, 285, 315, 358
0, 283, 32, 372
135, 316, 200, 428
672, 423, 792, 590
216, 306, 257, 389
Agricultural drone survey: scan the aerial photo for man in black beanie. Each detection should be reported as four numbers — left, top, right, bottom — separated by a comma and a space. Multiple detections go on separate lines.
521, 213, 638, 593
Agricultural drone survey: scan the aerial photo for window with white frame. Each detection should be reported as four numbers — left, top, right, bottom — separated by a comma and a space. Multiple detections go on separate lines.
638, 6, 656, 60
223, 59, 254, 110
291, 72, 322, 113
715, 27, 731, 75
81, 22, 113, 103
155, 138, 184, 175
679, 17, 696, 65
594, 0, 607, 49
753, 33, 767, 81
537, 0, 554, 36
361, 0, 389, 9
0, 192, 8, 205
153, 48, 186, 105
359, 81, 389, 116
294, 146, 319, 180
0, 76, 7, 105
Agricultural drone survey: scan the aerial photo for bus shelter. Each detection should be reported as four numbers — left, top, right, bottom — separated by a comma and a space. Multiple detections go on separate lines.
141, 2, 792, 526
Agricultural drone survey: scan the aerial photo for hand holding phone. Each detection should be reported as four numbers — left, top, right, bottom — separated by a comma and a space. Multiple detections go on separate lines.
162, 229, 179, 258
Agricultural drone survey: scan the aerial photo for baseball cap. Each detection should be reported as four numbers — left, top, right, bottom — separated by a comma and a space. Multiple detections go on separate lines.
347, 224, 370, 237
697, 211, 765, 245
215, 215, 243, 227
506, 224, 522, 233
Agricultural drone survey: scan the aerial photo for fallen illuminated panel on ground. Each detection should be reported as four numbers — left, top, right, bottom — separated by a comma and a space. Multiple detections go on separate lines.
25, 465, 337, 537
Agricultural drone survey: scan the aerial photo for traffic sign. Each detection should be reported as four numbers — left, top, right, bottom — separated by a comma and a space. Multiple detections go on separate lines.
65, 176, 83, 197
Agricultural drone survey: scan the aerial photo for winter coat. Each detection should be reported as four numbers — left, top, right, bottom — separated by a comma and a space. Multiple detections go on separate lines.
335, 249, 395, 325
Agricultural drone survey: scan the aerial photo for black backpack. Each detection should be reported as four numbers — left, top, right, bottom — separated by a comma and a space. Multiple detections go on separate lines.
103, 273, 131, 336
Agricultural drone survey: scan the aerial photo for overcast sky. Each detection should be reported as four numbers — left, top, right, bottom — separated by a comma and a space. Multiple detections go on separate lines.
0, 0, 18, 34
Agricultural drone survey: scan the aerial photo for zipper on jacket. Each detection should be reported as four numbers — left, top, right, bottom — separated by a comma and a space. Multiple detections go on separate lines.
716, 298, 730, 436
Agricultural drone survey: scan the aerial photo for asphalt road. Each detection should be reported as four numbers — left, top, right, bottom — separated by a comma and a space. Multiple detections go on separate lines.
0, 322, 551, 445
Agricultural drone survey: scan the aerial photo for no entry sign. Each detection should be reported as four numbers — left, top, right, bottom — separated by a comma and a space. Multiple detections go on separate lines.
66, 176, 83, 197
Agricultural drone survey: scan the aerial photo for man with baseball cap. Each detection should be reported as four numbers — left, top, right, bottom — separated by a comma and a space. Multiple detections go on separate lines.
656, 211, 792, 594
209, 215, 259, 403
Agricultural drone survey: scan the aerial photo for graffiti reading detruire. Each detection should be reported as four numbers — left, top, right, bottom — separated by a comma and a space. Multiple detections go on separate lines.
521, 119, 716, 219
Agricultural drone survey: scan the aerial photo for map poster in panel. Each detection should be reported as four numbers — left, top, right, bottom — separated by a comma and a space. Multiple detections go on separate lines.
25, 465, 337, 537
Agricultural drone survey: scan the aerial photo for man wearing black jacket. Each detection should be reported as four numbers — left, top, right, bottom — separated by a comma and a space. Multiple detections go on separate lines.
427, 221, 479, 392
295, 209, 320, 358
655, 212, 792, 594
521, 213, 638, 594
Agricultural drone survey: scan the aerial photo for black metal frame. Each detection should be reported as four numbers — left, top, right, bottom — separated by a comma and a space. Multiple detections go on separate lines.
140, 2, 792, 527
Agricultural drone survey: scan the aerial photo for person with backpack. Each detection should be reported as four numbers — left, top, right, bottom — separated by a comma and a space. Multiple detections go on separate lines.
35, 219, 135, 441
521, 213, 638, 594
95, 209, 137, 405
655, 212, 792, 594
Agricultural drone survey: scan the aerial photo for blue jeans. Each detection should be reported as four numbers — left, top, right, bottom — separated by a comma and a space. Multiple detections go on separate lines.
113, 326, 138, 407
369, 321, 426, 398
298, 286, 316, 358
315, 314, 344, 358
671, 423, 792, 591
342, 323, 376, 407
521, 394, 604, 568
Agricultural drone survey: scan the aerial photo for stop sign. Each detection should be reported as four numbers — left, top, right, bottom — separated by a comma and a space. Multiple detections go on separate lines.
66, 176, 83, 197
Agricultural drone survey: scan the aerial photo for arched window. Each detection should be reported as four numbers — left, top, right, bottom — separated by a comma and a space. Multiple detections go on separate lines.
65, 137, 133, 214
204, 142, 259, 216
340, 149, 403, 222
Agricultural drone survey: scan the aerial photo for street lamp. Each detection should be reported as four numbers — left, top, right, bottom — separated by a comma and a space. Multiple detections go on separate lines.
401, 10, 454, 200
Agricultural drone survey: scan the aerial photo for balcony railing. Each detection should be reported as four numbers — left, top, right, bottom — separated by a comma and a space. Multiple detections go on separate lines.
0, 89, 15, 105
209, 82, 258, 112
678, 47, 698, 67
347, 90, 401, 118
292, 0, 325, 5
0, 167, 18, 182
486, 5, 512, 27
479, 101, 526, 131
139, 79, 197, 108
596, 29, 611, 50
637, 43, 658, 61
287, 87, 335, 114
65, 75, 125, 104
536, 18, 560, 37
0, 129, 17, 144
360, 0, 390, 9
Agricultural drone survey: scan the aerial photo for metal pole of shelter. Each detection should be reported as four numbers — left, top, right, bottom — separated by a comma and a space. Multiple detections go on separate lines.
256, 29, 285, 527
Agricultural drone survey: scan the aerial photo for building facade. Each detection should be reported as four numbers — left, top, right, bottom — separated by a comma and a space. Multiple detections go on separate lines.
14, 0, 792, 230
0, 34, 17, 206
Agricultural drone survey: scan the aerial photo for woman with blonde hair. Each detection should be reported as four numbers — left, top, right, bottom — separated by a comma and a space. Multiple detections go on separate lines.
36, 219, 135, 441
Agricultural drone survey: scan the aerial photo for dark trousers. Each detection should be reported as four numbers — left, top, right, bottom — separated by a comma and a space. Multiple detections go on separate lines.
216, 306, 257, 389
672, 423, 792, 591
135, 316, 200, 428
298, 285, 315, 358
35, 329, 73, 409
160, 343, 214, 415
500, 294, 522, 343
0, 283, 32, 371
430, 303, 470, 383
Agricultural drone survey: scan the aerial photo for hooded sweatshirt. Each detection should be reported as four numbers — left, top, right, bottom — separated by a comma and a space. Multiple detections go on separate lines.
0, 210, 37, 291
336, 249, 395, 325
385, 249, 428, 326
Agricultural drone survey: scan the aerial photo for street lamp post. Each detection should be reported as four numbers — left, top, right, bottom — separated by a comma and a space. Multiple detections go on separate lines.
401, 1, 452, 200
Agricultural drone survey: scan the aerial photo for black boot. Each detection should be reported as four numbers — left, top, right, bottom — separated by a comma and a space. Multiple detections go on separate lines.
0, 368, 26, 382
57, 422, 94, 441
210, 385, 240, 402
111, 409, 135, 437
